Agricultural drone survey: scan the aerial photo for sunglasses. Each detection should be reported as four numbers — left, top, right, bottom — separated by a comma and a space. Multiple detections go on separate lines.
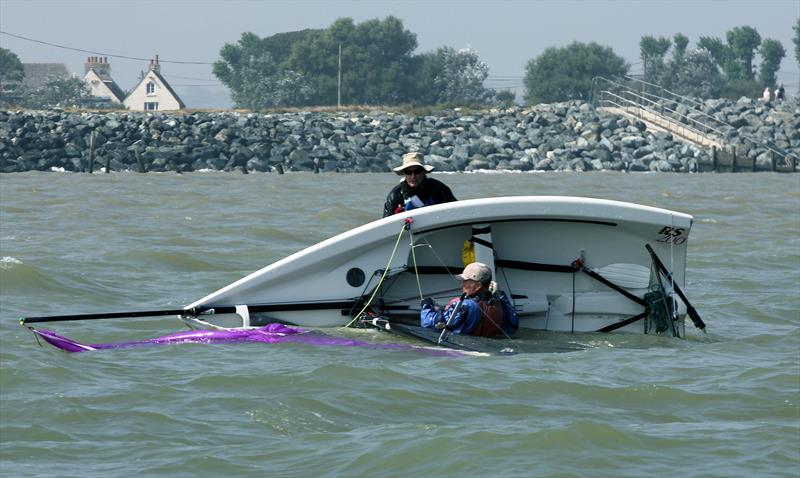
403, 168, 425, 176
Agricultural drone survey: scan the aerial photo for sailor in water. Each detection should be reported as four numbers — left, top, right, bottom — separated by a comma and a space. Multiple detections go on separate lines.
382, 152, 457, 217
420, 262, 519, 337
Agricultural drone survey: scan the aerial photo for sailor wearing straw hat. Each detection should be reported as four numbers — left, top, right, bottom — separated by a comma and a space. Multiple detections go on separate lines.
382, 152, 457, 217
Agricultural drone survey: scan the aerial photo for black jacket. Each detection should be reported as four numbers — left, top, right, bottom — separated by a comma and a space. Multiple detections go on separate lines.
382, 177, 457, 217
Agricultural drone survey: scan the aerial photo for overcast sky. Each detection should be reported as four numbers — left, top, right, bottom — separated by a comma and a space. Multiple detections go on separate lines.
2, 0, 798, 108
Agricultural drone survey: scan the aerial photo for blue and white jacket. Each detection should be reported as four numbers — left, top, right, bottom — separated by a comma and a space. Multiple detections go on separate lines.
420, 291, 518, 337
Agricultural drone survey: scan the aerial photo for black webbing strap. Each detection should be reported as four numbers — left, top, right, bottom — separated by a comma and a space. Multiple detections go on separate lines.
470, 236, 494, 249
596, 311, 649, 333
495, 259, 578, 274
579, 265, 648, 307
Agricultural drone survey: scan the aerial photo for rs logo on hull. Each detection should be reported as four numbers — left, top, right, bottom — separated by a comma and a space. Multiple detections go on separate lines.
656, 226, 686, 245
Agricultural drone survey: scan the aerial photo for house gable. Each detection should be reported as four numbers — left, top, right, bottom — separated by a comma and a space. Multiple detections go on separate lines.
123, 56, 185, 111
84, 69, 125, 103
83, 56, 125, 103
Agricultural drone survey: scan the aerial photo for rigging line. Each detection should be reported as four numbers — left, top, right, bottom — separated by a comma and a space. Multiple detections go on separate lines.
498, 264, 515, 310
494, 266, 524, 346
669, 214, 678, 323
571, 270, 576, 334
413, 229, 460, 282
408, 229, 424, 302
164, 74, 219, 82
342, 222, 408, 328
348, 265, 383, 319
0, 30, 215, 65
380, 286, 462, 306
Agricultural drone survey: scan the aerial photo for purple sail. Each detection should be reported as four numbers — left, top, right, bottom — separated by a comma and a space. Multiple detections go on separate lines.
30, 323, 465, 356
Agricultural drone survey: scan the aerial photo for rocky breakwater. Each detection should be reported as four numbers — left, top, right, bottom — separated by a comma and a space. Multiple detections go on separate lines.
1, 99, 796, 174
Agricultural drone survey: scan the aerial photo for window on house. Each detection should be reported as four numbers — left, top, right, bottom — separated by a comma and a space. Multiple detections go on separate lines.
144, 102, 159, 111
146, 82, 156, 95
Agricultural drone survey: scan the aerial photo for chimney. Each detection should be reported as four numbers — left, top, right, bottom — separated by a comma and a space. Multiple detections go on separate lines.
85, 55, 111, 76
149, 55, 161, 73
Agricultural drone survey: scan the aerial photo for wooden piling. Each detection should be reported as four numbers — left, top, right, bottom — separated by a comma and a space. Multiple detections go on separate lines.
711, 146, 717, 173
87, 131, 95, 174
134, 150, 147, 173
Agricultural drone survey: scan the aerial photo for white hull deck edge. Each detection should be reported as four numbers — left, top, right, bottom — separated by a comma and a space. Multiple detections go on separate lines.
181, 196, 702, 337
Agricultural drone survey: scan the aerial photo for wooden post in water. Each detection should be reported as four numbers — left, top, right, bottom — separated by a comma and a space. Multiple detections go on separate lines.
87, 131, 95, 174
134, 149, 147, 173
711, 146, 718, 173
731, 148, 737, 173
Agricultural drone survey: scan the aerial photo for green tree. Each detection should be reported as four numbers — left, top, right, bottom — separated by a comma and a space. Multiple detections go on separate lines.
653, 33, 724, 97
793, 18, 800, 71
639, 35, 671, 85
222, 52, 311, 109
725, 26, 761, 80
669, 49, 724, 98
524, 41, 629, 105
415, 46, 492, 105
697, 27, 765, 98
213, 30, 317, 108
757, 39, 786, 87
495, 90, 516, 107
697, 36, 729, 67
288, 16, 418, 105
672, 33, 689, 62
0, 47, 24, 87
20, 76, 91, 108
699, 27, 762, 81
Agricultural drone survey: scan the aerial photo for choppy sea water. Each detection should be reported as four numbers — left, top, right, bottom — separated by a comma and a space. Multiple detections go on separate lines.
1, 171, 798, 478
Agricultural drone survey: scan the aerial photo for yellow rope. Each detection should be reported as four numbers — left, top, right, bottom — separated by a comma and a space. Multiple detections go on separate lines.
341, 222, 410, 328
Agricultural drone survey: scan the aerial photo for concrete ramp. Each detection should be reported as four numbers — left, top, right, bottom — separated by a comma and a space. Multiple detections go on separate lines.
600, 106, 725, 150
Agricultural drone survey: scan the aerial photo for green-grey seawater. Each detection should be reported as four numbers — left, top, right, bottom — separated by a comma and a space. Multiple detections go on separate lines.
1, 171, 799, 478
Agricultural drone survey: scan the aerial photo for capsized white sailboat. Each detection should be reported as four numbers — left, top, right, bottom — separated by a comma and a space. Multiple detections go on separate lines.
181, 196, 704, 337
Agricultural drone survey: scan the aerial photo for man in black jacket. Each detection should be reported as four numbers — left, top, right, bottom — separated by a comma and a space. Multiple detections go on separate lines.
382, 152, 457, 217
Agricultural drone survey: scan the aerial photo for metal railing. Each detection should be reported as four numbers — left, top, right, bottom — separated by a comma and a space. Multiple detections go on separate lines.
590, 76, 798, 169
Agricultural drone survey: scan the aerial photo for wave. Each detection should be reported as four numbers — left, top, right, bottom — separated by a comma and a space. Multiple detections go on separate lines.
0, 257, 64, 293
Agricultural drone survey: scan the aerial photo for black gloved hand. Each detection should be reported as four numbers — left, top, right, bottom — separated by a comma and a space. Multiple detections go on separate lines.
420, 297, 435, 309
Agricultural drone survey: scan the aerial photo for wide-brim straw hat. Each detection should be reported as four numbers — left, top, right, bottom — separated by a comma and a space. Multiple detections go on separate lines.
393, 152, 435, 175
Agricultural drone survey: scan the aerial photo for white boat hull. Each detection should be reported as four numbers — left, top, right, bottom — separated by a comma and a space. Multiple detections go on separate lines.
183, 196, 694, 336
